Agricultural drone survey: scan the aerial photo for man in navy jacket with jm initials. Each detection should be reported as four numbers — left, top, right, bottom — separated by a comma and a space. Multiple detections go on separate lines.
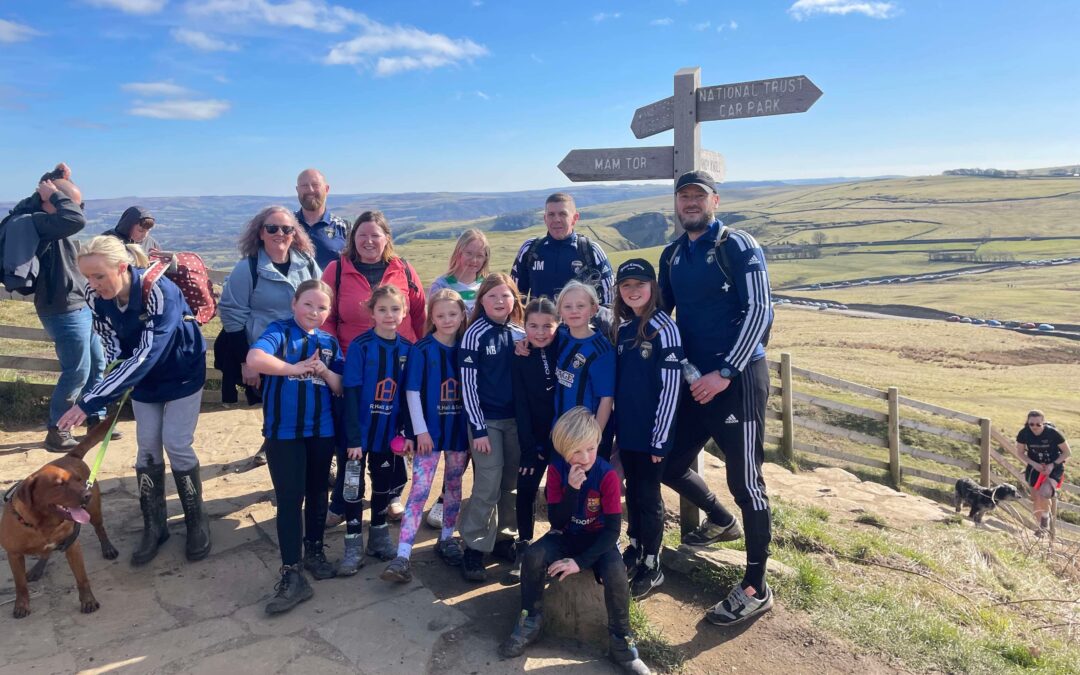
658, 170, 775, 627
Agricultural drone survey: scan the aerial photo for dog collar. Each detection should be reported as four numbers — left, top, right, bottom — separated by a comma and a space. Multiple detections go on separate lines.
3, 481, 35, 529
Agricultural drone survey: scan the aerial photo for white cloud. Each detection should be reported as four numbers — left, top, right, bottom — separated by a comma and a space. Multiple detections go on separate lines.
186, 0, 368, 33
130, 99, 230, 120
693, 21, 711, 31
475, 90, 489, 100
85, 0, 168, 14
172, 28, 240, 51
122, 81, 192, 96
326, 24, 488, 76
0, 18, 41, 43
650, 17, 673, 26
530, 53, 543, 64
592, 12, 621, 22
729, 20, 738, 29
788, 0, 898, 20
188, 1, 488, 76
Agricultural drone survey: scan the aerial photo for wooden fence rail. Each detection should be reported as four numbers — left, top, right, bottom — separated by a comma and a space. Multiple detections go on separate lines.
685, 352, 1079, 540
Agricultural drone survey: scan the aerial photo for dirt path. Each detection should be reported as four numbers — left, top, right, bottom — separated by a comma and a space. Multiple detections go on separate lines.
0, 407, 926, 673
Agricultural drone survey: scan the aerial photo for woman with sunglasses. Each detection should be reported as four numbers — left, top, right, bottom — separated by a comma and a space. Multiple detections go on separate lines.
218, 206, 322, 465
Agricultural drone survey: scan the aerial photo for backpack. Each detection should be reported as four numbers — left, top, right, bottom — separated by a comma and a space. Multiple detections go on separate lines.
141, 251, 218, 325
664, 227, 773, 348
524, 234, 602, 296
247, 253, 318, 291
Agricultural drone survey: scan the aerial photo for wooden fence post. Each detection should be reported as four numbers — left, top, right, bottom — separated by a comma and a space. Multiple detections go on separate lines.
780, 352, 795, 466
887, 387, 901, 484
979, 418, 992, 487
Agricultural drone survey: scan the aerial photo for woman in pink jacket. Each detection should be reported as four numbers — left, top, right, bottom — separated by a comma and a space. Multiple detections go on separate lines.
323, 210, 426, 524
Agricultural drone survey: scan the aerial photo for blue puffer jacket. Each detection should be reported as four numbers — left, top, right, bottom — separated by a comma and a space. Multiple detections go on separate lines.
218, 247, 321, 344
79, 266, 206, 410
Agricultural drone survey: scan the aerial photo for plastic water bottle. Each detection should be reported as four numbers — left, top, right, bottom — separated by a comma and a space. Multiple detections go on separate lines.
681, 359, 703, 385
343, 459, 362, 503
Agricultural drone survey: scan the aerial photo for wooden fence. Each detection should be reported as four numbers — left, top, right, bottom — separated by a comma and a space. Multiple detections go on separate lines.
679, 352, 1079, 539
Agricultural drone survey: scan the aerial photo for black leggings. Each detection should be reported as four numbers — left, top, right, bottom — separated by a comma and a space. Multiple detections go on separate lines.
662, 357, 772, 591
516, 459, 548, 542
622, 450, 665, 559
265, 436, 336, 566
520, 533, 631, 639
344, 452, 408, 529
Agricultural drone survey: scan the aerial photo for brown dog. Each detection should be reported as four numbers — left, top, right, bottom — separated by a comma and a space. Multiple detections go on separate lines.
1, 413, 120, 618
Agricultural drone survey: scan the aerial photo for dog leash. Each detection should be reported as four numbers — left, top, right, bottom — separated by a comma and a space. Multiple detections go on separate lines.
86, 360, 132, 491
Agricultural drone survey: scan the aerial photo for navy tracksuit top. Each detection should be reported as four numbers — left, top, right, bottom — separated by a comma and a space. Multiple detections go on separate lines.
459, 314, 526, 438
658, 221, 773, 376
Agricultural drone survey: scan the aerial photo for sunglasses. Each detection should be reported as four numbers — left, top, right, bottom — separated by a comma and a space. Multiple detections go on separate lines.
1028, 422, 1044, 428
262, 224, 295, 235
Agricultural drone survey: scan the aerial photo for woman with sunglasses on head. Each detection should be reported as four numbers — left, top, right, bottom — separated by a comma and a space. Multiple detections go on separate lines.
218, 206, 321, 465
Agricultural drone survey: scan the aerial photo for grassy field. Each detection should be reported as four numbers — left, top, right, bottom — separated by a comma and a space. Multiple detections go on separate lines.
793, 263, 1080, 325
707, 497, 1080, 674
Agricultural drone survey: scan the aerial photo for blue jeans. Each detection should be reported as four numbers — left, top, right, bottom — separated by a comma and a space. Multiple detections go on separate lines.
39, 307, 105, 427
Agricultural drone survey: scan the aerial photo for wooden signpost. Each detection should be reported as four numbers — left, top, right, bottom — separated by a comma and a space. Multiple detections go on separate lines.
557, 66, 822, 233
557, 66, 822, 533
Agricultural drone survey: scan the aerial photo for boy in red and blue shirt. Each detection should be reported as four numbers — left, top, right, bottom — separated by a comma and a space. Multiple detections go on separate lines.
497, 407, 650, 674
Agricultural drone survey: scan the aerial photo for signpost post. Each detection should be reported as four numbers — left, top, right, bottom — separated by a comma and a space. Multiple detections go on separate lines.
557, 66, 822, 532
557, 65, 823, 234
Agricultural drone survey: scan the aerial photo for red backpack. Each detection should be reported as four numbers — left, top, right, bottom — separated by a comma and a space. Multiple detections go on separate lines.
141, 251, 219, 325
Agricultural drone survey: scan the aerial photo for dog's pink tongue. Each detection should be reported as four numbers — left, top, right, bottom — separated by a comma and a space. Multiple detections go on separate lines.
68, 507, 91, 524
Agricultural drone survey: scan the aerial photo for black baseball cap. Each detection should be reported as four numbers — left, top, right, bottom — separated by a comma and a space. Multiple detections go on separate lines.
617, 258, 656, 283
674, 170, 717, 195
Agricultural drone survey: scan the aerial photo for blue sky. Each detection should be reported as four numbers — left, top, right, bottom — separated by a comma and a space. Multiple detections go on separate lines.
1, 0, 1078, 199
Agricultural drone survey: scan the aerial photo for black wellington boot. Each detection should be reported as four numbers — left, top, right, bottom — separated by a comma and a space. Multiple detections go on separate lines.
173, 464, 212, 561
131, 462, 170, 566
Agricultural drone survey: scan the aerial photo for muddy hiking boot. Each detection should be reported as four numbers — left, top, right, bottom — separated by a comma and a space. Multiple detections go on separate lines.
337, 533, 364, 577
498, 610, 543, 658
435, 537, 464, 567
303, 540, 337, 580
173, 465, 212, 561
380, 556, 413, 583
265, 565, 313, 615
462, 546, 486, 582
609, 633, 651, 674
365, 524, 396, 561
682, 516, 743, 547
131, 462, 170, 566
44, 427, 78, 453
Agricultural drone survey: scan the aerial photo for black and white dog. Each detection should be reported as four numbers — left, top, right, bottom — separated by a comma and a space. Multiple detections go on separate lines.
953, 478, 1019, 523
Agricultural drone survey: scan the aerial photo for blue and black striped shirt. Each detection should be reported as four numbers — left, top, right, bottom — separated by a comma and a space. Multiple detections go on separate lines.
252, 319, 343, 440
406, 335, 469, 452
343, 330, 411, 453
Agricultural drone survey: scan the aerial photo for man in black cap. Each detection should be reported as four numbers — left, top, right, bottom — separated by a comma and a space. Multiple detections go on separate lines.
103, 206, 161, 253
657, 169, 775, 626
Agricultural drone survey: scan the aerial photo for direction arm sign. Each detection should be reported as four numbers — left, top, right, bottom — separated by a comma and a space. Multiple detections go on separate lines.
558, 147, 724, 183
631, 75, 822, 139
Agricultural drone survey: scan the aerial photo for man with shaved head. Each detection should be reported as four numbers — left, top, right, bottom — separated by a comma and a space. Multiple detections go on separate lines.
2, 164, 105, 451
294, 168, 348, 268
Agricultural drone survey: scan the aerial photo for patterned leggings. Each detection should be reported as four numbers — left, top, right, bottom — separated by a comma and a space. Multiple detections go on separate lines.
397, 450, 469, 559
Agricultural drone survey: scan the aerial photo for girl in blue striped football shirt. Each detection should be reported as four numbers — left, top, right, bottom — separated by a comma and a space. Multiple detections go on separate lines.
340, 284, 414, 572
553, 281, 616, 457
246, 279, 344, 615
380, 289, 471, 583
611, 259, 683, 600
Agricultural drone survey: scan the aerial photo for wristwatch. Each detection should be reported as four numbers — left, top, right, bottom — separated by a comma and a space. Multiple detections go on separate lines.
719, 367, 733, 379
